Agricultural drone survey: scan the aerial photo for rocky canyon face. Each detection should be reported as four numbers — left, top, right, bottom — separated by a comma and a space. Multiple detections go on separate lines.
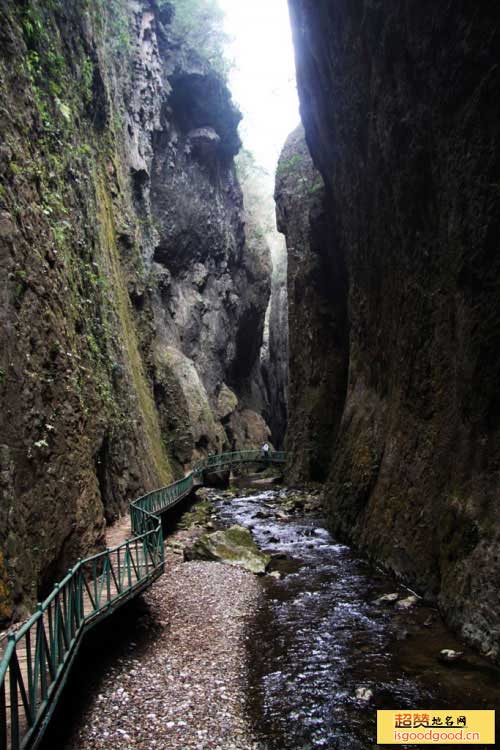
0, 0, 281, 622
275, 126, 347, 482
284, 0, 500, 658
238, 150, 289, 449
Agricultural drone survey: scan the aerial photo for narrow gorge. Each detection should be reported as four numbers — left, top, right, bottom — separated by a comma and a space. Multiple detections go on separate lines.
0, 1, 499, 749
0, 0, 284, 622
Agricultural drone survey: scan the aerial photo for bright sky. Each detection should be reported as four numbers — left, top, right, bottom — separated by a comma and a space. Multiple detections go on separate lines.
218, 0, 300, 175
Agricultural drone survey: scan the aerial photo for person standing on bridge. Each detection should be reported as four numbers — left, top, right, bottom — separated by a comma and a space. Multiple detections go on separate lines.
261, 442, 270, 460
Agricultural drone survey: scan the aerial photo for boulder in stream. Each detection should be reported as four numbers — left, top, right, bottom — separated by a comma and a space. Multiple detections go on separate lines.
177, 500, 214, 530
183, 525, 271, 574
355, 687, 373, 702
395, 595, 419, 611
438, 649, 464, 664
373, 593, 399, 606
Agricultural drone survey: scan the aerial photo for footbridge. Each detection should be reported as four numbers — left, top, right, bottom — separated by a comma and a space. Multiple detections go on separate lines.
0, 450, 286, 750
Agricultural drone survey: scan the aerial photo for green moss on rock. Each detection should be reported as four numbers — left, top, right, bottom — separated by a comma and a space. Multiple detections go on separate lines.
184, 525, 271, 574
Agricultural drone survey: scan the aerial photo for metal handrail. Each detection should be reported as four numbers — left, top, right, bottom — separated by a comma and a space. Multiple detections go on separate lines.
0, 450, 286, 749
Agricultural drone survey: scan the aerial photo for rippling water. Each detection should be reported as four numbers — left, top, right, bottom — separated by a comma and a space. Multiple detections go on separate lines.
213, 487, 500, 750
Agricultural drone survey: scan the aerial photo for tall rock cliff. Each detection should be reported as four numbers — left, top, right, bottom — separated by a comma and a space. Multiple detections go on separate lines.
260, 236, 288, 449
0, 0, 272, 622
276, 126, 347, 478
286, 0, 500, 658
238, 149, 289, 449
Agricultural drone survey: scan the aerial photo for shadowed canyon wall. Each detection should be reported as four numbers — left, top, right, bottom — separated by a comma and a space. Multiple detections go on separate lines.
276, 126, 347, 481
260, 238, 288, 450
0, 0, 277, 622
238, 149, 289, 449
285, 0, 500, 658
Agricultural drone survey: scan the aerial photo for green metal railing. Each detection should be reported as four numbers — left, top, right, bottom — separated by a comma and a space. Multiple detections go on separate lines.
0, 450, 285, 750
193, 449, 286, 477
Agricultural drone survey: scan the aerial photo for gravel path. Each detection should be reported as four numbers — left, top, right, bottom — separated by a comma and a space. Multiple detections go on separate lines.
68, 541, 264, 750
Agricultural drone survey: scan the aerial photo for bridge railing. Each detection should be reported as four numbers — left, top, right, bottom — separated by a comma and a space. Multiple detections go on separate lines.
0, 449, 286, 750
0, 524, 166, 750
130, 473, 195, 535
193, 450, 286, 476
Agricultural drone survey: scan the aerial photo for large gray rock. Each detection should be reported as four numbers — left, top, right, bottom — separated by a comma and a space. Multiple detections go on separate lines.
154, 345, 227, 463
184, 525, 271, 574
215, 384, 238, 421
227, 409, 272, 450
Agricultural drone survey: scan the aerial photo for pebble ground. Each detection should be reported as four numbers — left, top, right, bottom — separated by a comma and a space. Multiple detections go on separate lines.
67, 540, 265, 750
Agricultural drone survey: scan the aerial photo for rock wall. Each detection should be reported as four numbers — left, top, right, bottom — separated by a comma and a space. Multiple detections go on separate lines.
0, 0, 272, 622
287, 0, 500, 658
275, 126, 347, 479
260, 235, 288, 450
237, 149, 289, 449
117, 1, 273, 465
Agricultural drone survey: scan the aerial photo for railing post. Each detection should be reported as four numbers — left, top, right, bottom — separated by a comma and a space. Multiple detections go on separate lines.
37, 604, 48, 703
106, 551, 111, 604
126, 542, 132, 588
92, 558, 98, 610
117, 547, 122, 592
52, 583, 60, 671
0, 663, 7, 750
76, 560, 84, 624
8, 635, 19, 750
25, 627, 34, 723
144, 536, 150, 575
67, 569, 74, 642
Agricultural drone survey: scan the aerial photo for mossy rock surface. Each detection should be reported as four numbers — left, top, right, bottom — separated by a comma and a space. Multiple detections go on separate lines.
184, 525, 270, 574
178, 500, 214, 530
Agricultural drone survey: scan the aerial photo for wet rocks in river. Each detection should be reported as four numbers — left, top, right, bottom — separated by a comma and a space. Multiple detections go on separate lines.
373, 592, 420, 610
438, 649, 464, 663
394, 628, 411, 641
278, 490, 323, 516
193, 488, 214, 502
395, 595, 419, 611
177, 500, 214, 530
373, 593, 399, 606
355, 687, 374, 702
183, 525, 271, 574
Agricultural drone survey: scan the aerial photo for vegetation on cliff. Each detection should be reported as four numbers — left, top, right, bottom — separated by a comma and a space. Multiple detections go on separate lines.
0, 0, 276, 623
168, 0, 231, 78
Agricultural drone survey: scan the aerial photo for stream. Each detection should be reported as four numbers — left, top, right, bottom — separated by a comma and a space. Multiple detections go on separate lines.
211, 483, 500, 750
47, 482, 500, 750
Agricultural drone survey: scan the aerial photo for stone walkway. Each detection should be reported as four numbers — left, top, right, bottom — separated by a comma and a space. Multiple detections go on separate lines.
67, 538, 264, 750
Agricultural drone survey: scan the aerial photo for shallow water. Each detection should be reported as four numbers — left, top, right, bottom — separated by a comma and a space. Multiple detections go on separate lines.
213, 487, 500, 750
